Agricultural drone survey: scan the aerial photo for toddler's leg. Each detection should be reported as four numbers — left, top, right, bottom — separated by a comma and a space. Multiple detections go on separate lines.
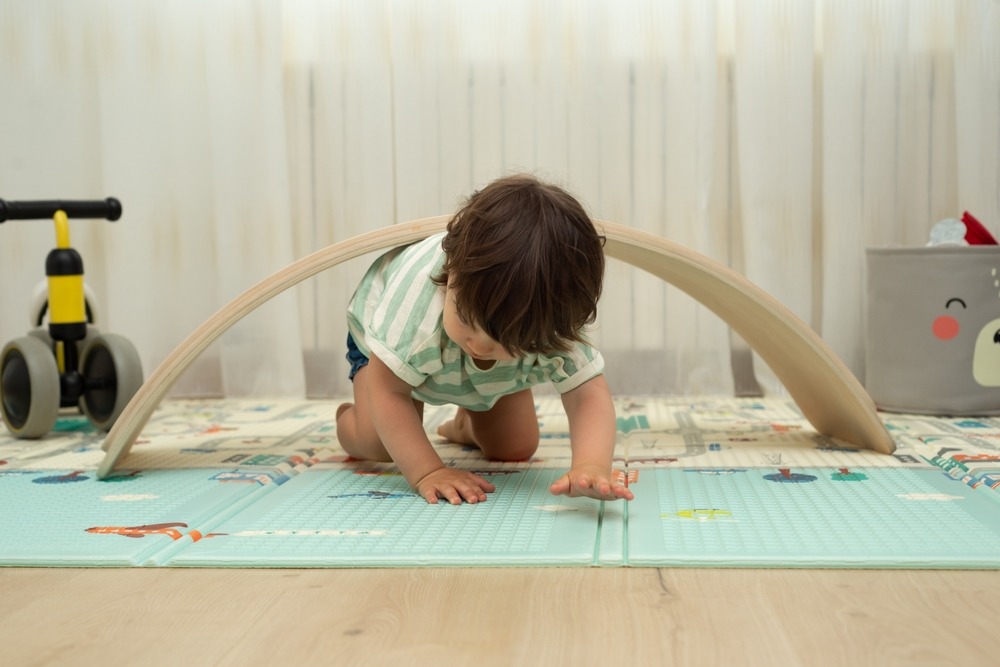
438, 389, 539, 461
336, 365, 423, 462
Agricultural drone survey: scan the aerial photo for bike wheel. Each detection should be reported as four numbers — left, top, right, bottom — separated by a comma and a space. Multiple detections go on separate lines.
79, 333, 144, 432
1, 336, 60, 438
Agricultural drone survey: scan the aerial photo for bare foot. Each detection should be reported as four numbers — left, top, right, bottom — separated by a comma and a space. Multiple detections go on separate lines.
336, 403, 353, 420
436, 407, 477, 445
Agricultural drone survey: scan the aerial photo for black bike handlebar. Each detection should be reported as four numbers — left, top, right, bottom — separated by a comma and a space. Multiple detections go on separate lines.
0, 198, 122, 222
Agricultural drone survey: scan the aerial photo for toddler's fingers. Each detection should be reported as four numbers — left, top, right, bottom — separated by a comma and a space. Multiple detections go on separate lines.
438, 485, 464, 505
446, 480, 489, 505
460, 484, 487, 504
418, 469, 494, 505
548, 474, 572, 496
593, 478, 612, 496
606, 481, 634, 501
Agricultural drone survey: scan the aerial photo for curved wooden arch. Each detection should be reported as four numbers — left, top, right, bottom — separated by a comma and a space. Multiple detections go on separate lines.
97, 216, 893, 478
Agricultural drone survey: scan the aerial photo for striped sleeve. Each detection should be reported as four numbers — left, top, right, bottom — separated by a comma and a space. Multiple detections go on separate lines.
346, 234, 448, 387
542, 342, 605, 394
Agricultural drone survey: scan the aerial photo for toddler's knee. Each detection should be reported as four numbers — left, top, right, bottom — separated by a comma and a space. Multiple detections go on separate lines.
486, 438, 538, 462
336, 408, 392, 462
340, 437, 393, 463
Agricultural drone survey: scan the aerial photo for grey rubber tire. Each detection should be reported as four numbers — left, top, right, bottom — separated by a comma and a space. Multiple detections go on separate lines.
79, 333, 144, 432
1, 336, 61, 438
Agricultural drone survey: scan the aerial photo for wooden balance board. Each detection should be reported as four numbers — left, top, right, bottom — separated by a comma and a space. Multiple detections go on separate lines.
97, 217, 894, 478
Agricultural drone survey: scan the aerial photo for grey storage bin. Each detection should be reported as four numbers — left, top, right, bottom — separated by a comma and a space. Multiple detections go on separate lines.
865, 247, 1000, 415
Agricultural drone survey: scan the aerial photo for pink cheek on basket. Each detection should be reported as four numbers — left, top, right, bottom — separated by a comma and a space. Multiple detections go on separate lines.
932, 316, 960, 340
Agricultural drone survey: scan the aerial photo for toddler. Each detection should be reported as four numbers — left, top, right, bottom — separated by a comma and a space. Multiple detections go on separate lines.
336, 174, 633, 505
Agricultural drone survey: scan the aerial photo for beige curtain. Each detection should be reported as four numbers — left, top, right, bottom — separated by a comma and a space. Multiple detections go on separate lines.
1, 0, 997, 400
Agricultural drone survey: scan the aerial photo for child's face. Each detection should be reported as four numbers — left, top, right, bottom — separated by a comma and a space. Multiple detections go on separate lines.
442, 282, 516, 363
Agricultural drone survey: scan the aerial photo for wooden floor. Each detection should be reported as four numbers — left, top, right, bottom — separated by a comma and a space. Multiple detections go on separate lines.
3, 567, 999, 666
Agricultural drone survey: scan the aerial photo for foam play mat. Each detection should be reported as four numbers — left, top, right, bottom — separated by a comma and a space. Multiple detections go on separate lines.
1, 396, 998, 568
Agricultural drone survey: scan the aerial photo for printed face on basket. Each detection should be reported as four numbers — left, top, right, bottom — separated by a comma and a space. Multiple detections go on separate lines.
930, 266, 1000, 387
442, 281, 515, 365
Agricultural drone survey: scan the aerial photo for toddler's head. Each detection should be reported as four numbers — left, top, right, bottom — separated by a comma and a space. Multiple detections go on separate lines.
433, 174, 605, 355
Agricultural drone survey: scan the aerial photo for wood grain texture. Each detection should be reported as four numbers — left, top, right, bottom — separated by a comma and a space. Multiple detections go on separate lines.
2, 568, 997, 667
97, 218, 893, 478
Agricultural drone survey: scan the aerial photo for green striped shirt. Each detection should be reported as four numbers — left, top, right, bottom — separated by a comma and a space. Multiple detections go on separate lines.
346, 233, 604, 411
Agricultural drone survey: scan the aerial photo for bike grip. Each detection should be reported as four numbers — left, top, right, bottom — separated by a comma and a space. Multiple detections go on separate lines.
0, 197, 122, 222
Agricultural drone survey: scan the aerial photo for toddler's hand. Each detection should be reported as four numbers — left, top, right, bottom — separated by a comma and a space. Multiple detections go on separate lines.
415, 467, 496, 505
549, 463, 634, 501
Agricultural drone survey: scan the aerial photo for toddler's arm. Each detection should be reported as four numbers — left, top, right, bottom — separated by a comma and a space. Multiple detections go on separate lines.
366, 355, 495, 504
550, 375, 634, 501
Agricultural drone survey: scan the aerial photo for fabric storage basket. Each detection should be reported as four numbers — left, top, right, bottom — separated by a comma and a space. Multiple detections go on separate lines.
865, 247, 1000, 415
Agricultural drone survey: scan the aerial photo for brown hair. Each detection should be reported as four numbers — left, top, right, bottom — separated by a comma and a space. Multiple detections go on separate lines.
432, 174, 605, 355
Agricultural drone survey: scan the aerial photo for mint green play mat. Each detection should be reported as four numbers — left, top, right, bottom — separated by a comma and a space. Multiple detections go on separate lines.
1, 397, 998, 568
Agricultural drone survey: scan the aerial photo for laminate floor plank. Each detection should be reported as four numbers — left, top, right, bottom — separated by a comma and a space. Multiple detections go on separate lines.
2, 568, 997, 666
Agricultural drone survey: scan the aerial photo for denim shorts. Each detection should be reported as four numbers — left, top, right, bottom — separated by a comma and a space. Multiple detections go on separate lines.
345, 333, 370, 381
